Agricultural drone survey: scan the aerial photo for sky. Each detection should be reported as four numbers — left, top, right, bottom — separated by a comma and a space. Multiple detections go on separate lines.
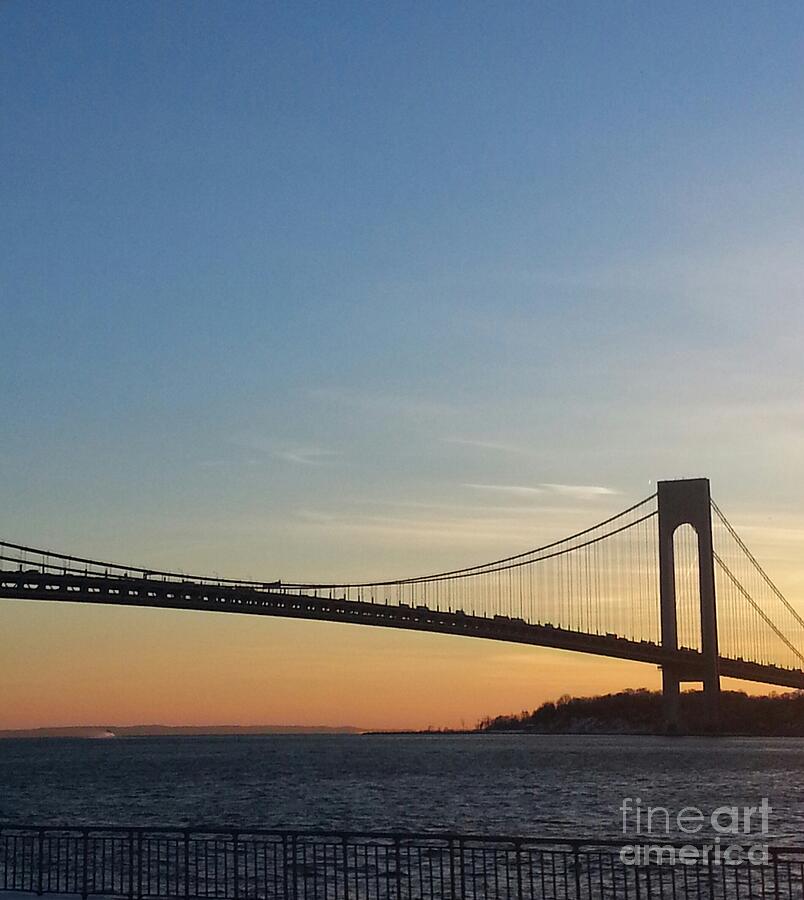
2, 1, 804, 730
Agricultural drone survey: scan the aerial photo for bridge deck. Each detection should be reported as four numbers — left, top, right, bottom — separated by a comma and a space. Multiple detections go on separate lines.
2, 570, 802, 690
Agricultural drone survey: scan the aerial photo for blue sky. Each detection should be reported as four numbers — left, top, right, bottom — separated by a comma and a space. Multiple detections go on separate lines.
2, 2, 804, 726
3, 0, 804, 575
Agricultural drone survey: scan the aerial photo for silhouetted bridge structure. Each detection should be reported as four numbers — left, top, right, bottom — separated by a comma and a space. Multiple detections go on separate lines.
2, 478, 803, 724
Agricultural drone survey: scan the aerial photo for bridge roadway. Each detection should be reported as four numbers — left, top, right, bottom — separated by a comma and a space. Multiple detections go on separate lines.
2, 568, 803, 691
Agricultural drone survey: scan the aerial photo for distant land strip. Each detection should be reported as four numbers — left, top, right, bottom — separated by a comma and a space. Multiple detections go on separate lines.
0, 724, 362, 739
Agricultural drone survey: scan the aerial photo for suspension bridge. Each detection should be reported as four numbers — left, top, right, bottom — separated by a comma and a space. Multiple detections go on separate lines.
2, 477, 803, 727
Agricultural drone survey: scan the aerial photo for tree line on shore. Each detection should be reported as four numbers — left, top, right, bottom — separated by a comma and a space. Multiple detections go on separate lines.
477, 688, 804, 735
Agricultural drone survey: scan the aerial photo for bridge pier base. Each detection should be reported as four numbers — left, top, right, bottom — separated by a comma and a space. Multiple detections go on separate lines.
661, 668, 721, 734
661, 667, 682, 734
702, 670, 721, 727
658, 478, 721, 734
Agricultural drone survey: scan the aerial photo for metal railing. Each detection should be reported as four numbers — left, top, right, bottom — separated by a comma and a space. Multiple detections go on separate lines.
1, 825, 803, 900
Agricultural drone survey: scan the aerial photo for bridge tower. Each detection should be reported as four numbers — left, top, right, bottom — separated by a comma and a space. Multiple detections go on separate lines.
657, 477, 720, 731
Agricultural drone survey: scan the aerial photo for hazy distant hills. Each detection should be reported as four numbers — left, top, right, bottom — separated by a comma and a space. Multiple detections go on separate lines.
0, 724, 362, 739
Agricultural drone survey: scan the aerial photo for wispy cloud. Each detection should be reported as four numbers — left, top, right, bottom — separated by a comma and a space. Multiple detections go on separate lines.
292, 508, 551, 551
463, 483, 545, 497
307, 386, 457, 420
464, 482, 618, 500
227, 434, 339, 467
197, 457, 263, 469
345, 496, 590, 516
441, 437, 524, 454
286, 501, 627, 582
540, 483, 618, 499
498, 237, 804, 310
273, 446, 338, 466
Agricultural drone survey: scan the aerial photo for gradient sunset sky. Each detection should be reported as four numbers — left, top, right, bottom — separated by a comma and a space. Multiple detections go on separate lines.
2, 2, 804, 730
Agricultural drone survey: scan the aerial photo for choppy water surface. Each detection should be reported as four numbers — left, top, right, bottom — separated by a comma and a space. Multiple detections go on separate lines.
1, 734, 803, 844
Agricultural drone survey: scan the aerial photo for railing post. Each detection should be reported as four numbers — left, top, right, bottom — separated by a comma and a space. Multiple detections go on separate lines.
233, 832, 239, 900
341, 836, 349, 900
81, 829, 89, 900
37, 829, 44, 896
458, 838, 465, 900
645, 855, 652, 899
281, 835, 289, 900
573, 843, 582, 900
137, 831, 143, 900
448, 838, 455, 900
772, 848, 780, 900
128, 830, 134, 900
515, 841, 523, 900
291, 834, 297, 900
184, 831, 190, 900
395, 837, 402, 900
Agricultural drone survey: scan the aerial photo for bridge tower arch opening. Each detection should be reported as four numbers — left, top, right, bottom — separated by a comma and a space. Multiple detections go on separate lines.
673, 524, 703, 653
657, 478, 720, 731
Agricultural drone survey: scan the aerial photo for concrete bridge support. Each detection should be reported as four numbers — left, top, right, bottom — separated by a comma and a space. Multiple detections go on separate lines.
657, 478, 721, 732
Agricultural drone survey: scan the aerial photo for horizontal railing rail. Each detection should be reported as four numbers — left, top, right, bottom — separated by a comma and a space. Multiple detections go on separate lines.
1, 825, 803, 900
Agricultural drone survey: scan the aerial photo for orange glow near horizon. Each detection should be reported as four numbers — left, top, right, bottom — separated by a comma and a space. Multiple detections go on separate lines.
0, 597, 782, 733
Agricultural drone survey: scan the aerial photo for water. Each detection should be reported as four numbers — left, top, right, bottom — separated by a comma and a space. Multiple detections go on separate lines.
1, 734, 803, 845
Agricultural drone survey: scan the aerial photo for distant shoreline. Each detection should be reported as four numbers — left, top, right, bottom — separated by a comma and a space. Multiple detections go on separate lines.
0, 725, 362, 740
4, 725, 804, 740
7, 688, 804, 740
